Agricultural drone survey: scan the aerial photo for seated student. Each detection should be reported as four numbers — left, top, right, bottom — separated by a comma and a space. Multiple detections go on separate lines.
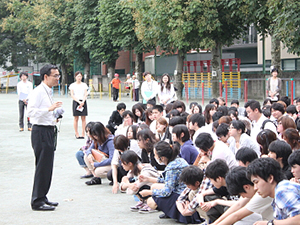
246, 157, 300, 224
288, 150, 300, 184
256, 129, 278, 157
137, 129, 165, 171
172, 100, 186, 114
75, 121, 95, 178
268, 140, 293, 180
106, 102, 126, 134
126, 125, 142, 158
213, 167, 273, 225
195, 133, 237, 169
107, 135, 130, 193
149, 105, 164, 134
84, 122, 115, 185
189, 113, 214, 145
197, 159, 234, 223
144, 108, 154, 126
172, 124, 199, 165
209, 98, 219, 109
155, 117, 172, 142
235, 147, 258, 167
119, 150, 160, 211
231, 99, 245, 118
114, 110, 134, 136
168, 109, 180, 119
283, 128, 300, 151
176, 166, 204, 224
216, 123, 233, 147
132, 103, 145, 124
146, 99, 156, 109
139, 141, 198, 223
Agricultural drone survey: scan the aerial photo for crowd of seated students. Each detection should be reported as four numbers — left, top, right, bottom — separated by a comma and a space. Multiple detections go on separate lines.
74, 91, 300, 224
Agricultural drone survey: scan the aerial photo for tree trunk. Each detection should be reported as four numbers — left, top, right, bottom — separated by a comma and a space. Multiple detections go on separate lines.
60, 62, 67, 95
135, 52, 143, 81
84, 52, 90, 84
174, 50, 185, 100
211, 42, 222, 97
271, 35, 281, 72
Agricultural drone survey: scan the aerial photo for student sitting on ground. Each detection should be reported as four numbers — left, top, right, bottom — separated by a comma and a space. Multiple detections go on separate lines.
126, 125, 142, 158
235, 147, 258, 167
119, 150, 160, 212
106, 102, 126, 135
176, 165, 204, 224
288, 150, 300, 184
247, 157, 300, 224
213, 166, 273, 225
172, 124, 199, 165
149, 105, 164, 134
114, 110, 134, 136
216, 123, 233, 147
197, 159, 234, 224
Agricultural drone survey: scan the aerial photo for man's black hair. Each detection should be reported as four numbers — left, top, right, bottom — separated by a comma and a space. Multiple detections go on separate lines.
288, 149, 300, 167
244, 100, 262, 113
147, 99, 156, 107
117, 102, 126, 111
122, 110, 134, 119
286, 105, 298, 115
205, 159, 229, 180
235, 147, 258, 165
231, 99, 239, 106
216, 123, 229, 138
195, 133, 214, 152
226, 166, 253, 196
172, 124, 190, 142
280, 96, 291, 107
40, 64, 58, 81
262, 105, 271, 118
269, 140, 292, 167
209, 98, 219, 107
270, 103, 285, 115
152, 105, 164, 113
246, 158, 286, 183
169, 109, 180, 117
19, 72, 28, 78
179, 165, 204, 185
169, 116, 186, 127
189, 113, 205, 128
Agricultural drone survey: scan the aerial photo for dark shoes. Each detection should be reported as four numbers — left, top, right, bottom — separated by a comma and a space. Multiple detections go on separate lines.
80, 174, 93, 179
75, 135, 84, 139
45, 201, 59, 207
85, 177, 102, 185
32, 204, 55, 211
159, 213, 170, 219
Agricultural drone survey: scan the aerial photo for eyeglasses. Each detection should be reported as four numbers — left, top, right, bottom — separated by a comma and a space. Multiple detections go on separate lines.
49, 75, 61, 79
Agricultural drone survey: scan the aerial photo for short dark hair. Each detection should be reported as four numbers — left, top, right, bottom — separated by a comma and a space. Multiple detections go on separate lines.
288, 150, 300, 167
268, 140, 292, 167
122, 110, 134, 120
271, 68, 278, 73
172, 124, 190, 142
195, 133, 214, 152
216, 123, 229, 138
244, 100, 261, 113
205, 159, 229, 180
226, 166, 253, 196
231, 120, 246, 133
246, 158, 286, 184
19, 72, 28, 78
270, 103, 285, 115
40, 64, 58, 81
189, 113, 205, 128
180, 165, 204, 185
173, 100, 186, 112
169, 116, 186, 127
113, 135, 130, 151
262, 105, 271, 118
235, 147, 258, 165
231, 99, 239, 106
280, 96, 291, 107
117, 102, 126, 111
169, 109, 180, 118
209, 98, 219, 107
132, 103, 144, 123
286, 105, 298, 115
147, 99, 156, 107
152, 105, 164, 113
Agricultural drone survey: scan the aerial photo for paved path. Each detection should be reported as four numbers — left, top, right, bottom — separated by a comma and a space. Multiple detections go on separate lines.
0, 94, 181, 225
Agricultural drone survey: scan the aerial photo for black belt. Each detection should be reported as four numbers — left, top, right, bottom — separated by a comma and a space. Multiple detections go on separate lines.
33, 124, 55, 129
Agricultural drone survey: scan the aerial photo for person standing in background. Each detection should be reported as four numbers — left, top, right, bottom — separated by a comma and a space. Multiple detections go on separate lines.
267, 68, 282, 102
17, 72, 33, 131
27, 64, 63, 211
141, 72, 158, 104
69, 71, 88, 139
111, 73, 121, 102
132, 75, 140, 101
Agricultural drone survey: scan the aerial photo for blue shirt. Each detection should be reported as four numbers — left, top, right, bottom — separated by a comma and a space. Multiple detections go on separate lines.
272, 180, 300, 220
180, 139, 199, 165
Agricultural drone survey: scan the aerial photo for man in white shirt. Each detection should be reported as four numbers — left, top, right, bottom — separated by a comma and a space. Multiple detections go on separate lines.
132, 75, 140, 101
17, 72, 33, 131
244, 100, 277, 142
27, 64, 63, 211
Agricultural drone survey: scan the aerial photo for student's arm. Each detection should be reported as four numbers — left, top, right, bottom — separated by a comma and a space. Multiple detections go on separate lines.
212, 196, 250, 225
215, 207, 253, 225
111, 164, 119, 194
201, 198, 235, 212
176, 200, 194, 216
196, 188, 215, 205
254, 214, 300, 225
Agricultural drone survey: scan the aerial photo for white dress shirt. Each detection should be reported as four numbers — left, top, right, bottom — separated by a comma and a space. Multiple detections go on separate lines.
17, 80, 33, 100
27, 82, 56, 126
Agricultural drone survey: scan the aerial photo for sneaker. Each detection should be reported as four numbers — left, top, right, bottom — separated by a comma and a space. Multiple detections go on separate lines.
19, 128, 24, 132
85, 177, 102, 185
130, 201, 145, 212
138, 205, 158, 214
28, 128, 32, 131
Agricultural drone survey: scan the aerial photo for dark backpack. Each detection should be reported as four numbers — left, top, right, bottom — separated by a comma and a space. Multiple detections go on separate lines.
260, 119, 277, 130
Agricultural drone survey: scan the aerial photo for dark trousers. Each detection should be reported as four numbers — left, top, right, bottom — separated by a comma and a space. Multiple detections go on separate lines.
107, 165, 128, 183
204, 195, 227, 223
133, 88, 139, 101
113, 87, 119, 101
19, 100, 32, 128
31, 125, 55, 208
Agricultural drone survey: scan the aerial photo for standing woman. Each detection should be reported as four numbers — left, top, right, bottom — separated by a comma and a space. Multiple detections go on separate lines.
266, 68, 282, 101
158, 73, 175, 106
69, 71, 88, 139
141, 72, 159, 104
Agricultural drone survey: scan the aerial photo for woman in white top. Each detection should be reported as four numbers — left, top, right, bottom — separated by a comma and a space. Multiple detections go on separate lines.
69, 71, 88, 139
228, 120, 260, 156
158, 73, 175, 106
141, 71, 159, 104
266, 68, 282, 101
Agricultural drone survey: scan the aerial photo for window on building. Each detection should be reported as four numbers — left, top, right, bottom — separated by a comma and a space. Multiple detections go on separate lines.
282, 59, 296, 71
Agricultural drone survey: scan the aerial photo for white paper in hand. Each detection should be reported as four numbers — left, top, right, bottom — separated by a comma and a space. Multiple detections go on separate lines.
76, 106, 84, 112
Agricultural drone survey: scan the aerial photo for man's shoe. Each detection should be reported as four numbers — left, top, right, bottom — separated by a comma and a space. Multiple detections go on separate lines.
19, 128, 24, 132
28, 128, 32, 131
85, 177, 102, 185
32, 204, 55, 211
45, 201, 59, 207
